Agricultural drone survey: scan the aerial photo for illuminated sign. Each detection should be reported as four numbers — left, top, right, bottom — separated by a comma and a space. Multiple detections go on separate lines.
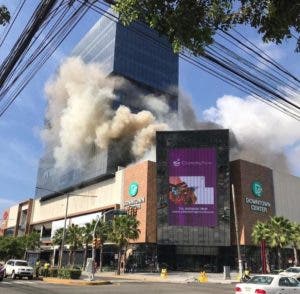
168, 148, 217, 227
128, 182, 139, 197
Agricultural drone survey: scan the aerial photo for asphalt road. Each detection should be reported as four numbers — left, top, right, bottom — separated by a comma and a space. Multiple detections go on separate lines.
0, 279, 235, 294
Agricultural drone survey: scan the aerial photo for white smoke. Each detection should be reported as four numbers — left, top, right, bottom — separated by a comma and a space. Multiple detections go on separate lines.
43, 57, 170, 169
203, 94, 300, 174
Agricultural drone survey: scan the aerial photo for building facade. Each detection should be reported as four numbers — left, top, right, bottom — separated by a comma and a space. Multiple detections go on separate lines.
35, 11, 179, 199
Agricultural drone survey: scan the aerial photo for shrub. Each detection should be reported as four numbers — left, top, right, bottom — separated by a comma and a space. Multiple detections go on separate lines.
48, 268, 58, 277
57, 268, 81, 279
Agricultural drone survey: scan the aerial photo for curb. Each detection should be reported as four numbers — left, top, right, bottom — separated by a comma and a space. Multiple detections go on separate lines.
43, 277, 111, 286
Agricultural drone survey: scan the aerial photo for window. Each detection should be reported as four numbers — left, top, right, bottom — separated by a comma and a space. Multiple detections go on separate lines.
15, 261, 28, 267
279, 277, 299, 287
247, 276, 273, 285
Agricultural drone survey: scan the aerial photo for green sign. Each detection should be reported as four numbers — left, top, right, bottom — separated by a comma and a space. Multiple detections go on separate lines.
129, 182, 139, 197
252, 181, 263, 197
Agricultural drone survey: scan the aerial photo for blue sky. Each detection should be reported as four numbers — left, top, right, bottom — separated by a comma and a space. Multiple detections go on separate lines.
0, 1, 299, 214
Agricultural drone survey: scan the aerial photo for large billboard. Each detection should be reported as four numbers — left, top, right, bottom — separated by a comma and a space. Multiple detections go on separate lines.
156, 130, 230, 247
168, 148, 217, 226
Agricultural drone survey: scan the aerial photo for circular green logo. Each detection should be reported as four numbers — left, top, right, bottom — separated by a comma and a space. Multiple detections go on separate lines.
252, 181, 263, 197
129, 182, 138, 197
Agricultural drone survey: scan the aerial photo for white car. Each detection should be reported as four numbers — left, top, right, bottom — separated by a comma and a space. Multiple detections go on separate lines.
280, 267, 300, 280
4, 259, 34, 280
235, 274, 300, 293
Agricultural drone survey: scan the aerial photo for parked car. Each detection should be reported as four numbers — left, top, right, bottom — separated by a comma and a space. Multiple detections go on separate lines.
235, 274, 300, 293
4, 259, 34, 280
0, 263, 5, 281
279, 267, 300, 281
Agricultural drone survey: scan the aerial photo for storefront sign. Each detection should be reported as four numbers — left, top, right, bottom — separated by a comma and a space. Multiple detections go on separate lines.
124, 197, 145, 209
252, 181, 263, 197
128, 182, 139, 197
245, 197, 271, 213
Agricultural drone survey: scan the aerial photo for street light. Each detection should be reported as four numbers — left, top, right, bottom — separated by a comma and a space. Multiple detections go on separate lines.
232, 184, 243, 277
36, 187, 97, 268
91, 209, 127, 262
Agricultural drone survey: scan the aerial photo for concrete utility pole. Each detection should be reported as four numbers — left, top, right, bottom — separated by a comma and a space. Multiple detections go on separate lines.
58, 194, 69, 269
232, 184, 243, 277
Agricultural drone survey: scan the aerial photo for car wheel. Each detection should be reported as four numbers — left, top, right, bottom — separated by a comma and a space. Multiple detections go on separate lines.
11, 271, 16, 280
28, 276, 33, 280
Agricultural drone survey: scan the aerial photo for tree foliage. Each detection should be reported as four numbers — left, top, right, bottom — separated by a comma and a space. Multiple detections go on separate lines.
108, 215, 140, 275
114, 0, 300, 54
0, 5, 10, 26
252, 216, 300, 269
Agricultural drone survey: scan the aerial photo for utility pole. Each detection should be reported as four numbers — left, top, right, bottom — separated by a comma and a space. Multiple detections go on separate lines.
58, 194, 69, 269
232, 184, 243, 277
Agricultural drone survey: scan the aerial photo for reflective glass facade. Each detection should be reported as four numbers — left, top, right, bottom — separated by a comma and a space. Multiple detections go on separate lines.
36, 12, 178, 198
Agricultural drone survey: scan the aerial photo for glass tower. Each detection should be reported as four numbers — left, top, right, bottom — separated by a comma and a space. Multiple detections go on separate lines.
35, 12, 179, 199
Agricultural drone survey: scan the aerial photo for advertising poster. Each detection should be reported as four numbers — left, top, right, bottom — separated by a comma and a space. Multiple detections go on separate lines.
168, 148, 217, 226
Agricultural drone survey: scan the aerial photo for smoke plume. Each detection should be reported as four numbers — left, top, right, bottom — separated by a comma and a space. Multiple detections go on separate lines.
43, 57, 169, 169
43, 57, 299, 175
203, 95, 300, 174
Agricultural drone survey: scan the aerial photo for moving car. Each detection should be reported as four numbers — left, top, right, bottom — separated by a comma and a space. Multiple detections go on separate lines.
235, 274, 300, 293
279, 267, 300, 281
4, 259, 34, 280
0, 263, 5, 281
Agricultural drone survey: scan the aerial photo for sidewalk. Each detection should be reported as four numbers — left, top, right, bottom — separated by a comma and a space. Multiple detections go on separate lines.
82, 271, 240, 284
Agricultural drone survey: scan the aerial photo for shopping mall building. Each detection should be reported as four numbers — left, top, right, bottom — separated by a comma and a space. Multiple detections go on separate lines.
1, 11, 299, 272
1, 129, 300, 271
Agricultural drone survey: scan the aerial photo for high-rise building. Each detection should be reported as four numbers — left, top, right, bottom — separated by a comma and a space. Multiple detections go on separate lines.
35, 12, 179, 199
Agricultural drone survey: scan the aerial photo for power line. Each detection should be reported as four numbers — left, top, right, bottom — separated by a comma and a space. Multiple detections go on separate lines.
83, 1, 300, 120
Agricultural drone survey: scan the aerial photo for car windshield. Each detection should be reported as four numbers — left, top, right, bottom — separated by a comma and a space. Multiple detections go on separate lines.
15, 261, 28, 266
247, 276, 273, 285
286, 268, 300, 273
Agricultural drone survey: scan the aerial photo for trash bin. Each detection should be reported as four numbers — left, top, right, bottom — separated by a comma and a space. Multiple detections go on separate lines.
223, 266, 231, 280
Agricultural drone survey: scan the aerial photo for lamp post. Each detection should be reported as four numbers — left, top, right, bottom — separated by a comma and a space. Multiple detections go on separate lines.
232, 184, 243, 277
58, 194, 69, 269
91, 209, 127, 265
36, 187, 97, 269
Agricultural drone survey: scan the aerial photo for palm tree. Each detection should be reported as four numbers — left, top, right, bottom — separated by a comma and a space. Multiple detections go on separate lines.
267, 216, 292, 270
93, 219, 111, 272
81, 222, 94, 269
290, 222, 300, 266
252, 221, 271, 272
109, 215, 140, 275
52, 228, 65, 249
66, 224, 83, 267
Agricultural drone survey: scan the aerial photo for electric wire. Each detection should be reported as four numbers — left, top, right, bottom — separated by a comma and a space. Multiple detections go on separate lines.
82, 1, 300, 120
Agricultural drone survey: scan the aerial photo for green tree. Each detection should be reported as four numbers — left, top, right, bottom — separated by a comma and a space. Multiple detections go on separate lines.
52, 228, 65, 248
0, 5, 10, 26
252, 221, 272, 272
81, 222, 94, 269
25, 231, 41, 251
66, 224, 83, 267
93, 219, 111, 272
114, 0, 300, 54
290, 222, 300, 266
108, 215, 140, 275
267, 216, 292, 270
0, 236, 25, 260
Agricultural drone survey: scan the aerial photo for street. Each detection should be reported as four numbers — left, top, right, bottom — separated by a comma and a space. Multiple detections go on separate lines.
0, 280, 234, 294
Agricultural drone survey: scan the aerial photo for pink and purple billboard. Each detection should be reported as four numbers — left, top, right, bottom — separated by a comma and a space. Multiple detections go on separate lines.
168, 148, 217, 226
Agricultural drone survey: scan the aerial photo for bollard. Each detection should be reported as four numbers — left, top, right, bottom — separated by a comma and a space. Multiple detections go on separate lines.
198, 271, 208, 283
160, 268, 167, 279
223, 266, 231, 280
